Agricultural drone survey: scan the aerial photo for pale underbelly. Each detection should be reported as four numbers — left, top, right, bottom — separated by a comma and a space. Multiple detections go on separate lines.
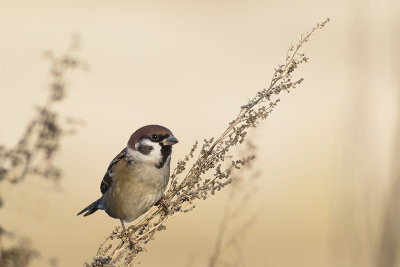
103, 181, 165, 222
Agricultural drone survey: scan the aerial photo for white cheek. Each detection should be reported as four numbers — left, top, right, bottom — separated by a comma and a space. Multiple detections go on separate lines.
128, 139, 162, 164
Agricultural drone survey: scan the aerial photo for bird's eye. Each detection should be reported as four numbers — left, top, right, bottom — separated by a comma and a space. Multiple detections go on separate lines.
151, 134, 159, 140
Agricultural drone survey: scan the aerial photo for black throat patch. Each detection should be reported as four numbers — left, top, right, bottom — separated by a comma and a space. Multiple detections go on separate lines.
155, 144, 172, 169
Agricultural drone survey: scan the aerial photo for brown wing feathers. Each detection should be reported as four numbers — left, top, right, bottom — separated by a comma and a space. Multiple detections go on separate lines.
77, 148, 128, 216
100, 148, 128, 194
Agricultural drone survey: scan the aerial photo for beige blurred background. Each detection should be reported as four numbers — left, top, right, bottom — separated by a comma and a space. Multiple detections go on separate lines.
0, 0, 399, 266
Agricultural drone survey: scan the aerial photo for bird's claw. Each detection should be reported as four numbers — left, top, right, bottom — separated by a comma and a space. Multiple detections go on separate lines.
121, 230, 134, 247
155, 197, 169, 215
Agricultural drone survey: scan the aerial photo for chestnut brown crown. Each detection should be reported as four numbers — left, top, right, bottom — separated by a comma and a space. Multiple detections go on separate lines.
127, 125, 174, 150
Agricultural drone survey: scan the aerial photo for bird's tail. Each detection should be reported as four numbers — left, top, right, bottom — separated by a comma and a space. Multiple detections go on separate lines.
77, 198, 101, 216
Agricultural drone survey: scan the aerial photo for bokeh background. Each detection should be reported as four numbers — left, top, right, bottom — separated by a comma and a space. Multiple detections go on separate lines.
0, 0, 399, 266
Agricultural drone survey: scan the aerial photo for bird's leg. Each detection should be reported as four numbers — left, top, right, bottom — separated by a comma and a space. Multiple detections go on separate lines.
155, 196, 169, 215
120, 219, 134, 247
120, 219, 127, 233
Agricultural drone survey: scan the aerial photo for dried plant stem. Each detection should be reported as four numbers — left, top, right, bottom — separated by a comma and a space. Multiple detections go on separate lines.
87, 18, 330, 267
0, 38, 85, 267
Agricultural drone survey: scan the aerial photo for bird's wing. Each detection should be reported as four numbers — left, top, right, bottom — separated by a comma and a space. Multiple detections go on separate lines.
100, 147, 130, 194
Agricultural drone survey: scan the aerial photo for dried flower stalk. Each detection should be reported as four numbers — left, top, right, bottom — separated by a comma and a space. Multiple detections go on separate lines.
87, 18, 330, 267
0, 37, 86, 187
0, 38, 85, 267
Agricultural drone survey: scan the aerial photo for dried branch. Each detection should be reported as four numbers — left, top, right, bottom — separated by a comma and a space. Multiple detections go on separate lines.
88, 18, 330, 266
0, 36, 86, 187
0, 37, 86, 267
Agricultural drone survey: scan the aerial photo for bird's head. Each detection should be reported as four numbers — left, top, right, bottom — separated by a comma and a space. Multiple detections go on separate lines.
127, 125, 178, 168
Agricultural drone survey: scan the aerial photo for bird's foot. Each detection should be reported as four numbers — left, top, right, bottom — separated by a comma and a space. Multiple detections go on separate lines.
127, 237, 134, 248
121, 230, 135, 248
120, 219, 135, 247
155, 196, 169, 215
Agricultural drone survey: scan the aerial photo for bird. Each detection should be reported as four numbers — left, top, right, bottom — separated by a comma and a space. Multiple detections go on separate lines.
77, 124, 178, 239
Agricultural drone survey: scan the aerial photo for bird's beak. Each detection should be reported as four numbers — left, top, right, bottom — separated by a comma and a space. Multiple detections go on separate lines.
162, 135, 179, 146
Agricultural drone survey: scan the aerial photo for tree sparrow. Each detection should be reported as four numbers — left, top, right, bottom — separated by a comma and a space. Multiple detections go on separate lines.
77, 125, 178, 235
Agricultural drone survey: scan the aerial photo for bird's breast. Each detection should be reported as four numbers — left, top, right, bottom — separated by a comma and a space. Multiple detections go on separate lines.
103, 160, 170, 222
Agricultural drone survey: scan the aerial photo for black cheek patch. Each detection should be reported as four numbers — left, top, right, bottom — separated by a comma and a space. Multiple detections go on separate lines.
138, 145, 153, 155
